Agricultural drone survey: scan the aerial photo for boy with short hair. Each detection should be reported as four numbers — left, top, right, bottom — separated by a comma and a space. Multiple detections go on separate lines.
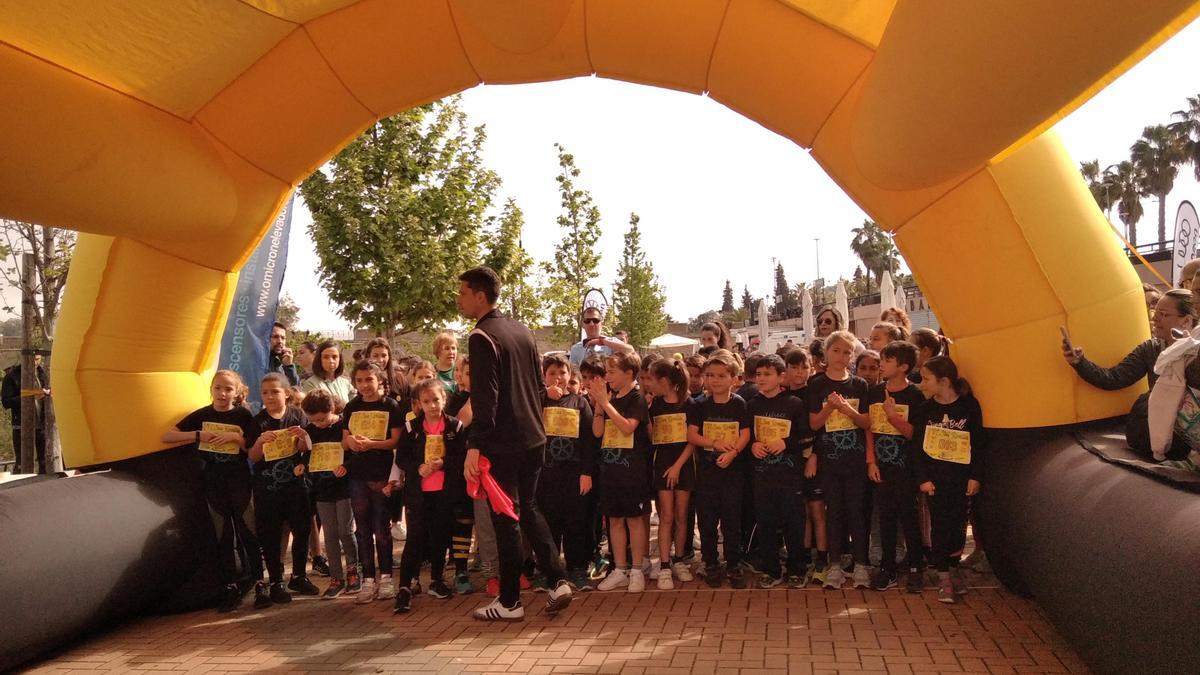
785, 348, 825, 584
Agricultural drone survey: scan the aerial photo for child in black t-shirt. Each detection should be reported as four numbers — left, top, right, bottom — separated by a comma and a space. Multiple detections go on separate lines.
538, 354, 597, 591
865, 341, 926, 593
247, 372, 315, 603
855, 350, 881, 386
748, 354, 809, 588
686, 350, 751, 589
647, 358, 696, 590
807, 331, 871, 591
298, 389, 359, 599
387, 378, 469, 613
591, 352, 652, 593
162, 369, 261, 613
912, 355, 985, 605
341, 361, 404, 604
578, 354, 609, 578
785, 348, 825, 585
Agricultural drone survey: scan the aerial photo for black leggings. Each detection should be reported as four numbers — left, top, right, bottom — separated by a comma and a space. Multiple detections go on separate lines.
822, 470, 868, 565
203, 464, 262, 585
695, 460, 743, 568
875, 470, 923, 571
537, 466, 590, 572
398, 489, 451, 587
255, 485, 311, 583
929, 475, 968, 572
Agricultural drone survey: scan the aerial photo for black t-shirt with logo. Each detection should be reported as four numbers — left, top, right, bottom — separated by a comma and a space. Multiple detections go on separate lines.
301, 421, 350, 501
176, 404, 256, 469
596, 389, 650, 489
248, 406, 309, 492
806, 373, 869, 474
865, 382, 925, 479
747, 391, 809, 482
686, 393, 749, 470
341, 396, 404, 481
542, 391, 596, 476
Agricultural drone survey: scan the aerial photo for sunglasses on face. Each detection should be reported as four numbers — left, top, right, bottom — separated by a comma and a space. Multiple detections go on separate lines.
818, 318, 835, 325
583, 318, 601, 325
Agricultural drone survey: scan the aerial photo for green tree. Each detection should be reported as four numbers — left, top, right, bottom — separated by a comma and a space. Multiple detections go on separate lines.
1080, 159, 1116, 219
849, 219, 899, 292
1105, 160, 1146, 246
541, 143, 603, 343
484, 198, 542, 327
721, 279, 734, 314
0, 220, 74, 345
741, 285, 754, 315
300, 98, 498, 338
275, 292, 299, 331
612, 213, 667, 350
1130, 124, 1184, 245
773, 263, 796, 317
689, 309, 722, 333
1170, 94, 1200, 181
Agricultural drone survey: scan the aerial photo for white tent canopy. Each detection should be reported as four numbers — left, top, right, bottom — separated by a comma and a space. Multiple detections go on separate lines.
649, 333, 698, 350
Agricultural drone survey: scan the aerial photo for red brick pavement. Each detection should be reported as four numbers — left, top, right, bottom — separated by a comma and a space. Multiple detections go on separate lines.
24, 580, 1089, 674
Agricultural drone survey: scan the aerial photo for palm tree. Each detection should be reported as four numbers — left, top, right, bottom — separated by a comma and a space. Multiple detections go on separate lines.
1080, 159, 1116, 219
1105, 160, 1145, 246
1170, 94, 1200, 182
1130, 124, 1184, 246
850, 219, 900, 293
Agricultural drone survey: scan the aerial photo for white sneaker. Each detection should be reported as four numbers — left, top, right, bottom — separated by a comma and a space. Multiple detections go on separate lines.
357, 578, 378, 603
672, 562, 694, 582
642, 558, 654, 578
390, 522, 406, 541
473, 599, 525, 622
628, 569, 645, 593
852, 565, 871, 589
377, 575, 396, 600
545, 579, 573, 615
656, 571, 674, 590
597, 568, 630, 591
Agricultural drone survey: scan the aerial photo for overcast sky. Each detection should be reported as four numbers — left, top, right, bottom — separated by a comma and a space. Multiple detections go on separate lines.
5, 20, 1199, 329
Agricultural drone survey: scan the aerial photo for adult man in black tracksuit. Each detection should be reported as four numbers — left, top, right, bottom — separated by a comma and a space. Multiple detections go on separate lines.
457, 266, 572, 621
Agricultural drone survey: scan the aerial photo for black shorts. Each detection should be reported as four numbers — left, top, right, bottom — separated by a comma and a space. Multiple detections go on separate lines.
653, 446, 696, 492
599, 485, 652, 517
803, 466, 824, 500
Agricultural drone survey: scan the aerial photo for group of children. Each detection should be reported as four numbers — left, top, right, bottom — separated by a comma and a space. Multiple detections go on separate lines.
164, 318, 986, 616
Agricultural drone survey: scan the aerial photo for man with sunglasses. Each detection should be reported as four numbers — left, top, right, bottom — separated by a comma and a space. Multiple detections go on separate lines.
568, 307, 634, 366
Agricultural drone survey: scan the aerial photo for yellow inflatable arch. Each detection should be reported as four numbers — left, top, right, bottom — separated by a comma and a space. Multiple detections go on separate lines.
1, 0, 1198, 466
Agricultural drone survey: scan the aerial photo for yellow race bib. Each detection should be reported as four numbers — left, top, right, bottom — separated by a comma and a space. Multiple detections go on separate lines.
923, 425, 971, 464
405, 410, 417, 422
754, 416, 792, 444
263, 432, 298, 461
199, 422, 242, 454
425, 434, 446, 463
348, 410, 389, 441
702, 421, 740, 448
869, 403, 909, 436
652, 413, 687, 445
602, 419, 635, 449
825, 399, 860, 432
543, 407, 581, 438
308, 442, 343, 472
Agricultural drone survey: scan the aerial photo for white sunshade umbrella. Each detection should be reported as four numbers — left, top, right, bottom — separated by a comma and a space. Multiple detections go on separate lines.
895, 284, 908, 312
758, 298, 769, 352
801, 288, 814, 341
879, 270, 896, 314
835, 280, 850, 332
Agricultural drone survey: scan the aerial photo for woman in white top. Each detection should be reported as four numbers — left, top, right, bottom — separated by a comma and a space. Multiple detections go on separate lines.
301, 339, 354, 406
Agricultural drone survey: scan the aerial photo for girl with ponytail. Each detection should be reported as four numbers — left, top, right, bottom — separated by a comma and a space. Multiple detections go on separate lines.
647, 358, 696, 589
909, 328, 952, 384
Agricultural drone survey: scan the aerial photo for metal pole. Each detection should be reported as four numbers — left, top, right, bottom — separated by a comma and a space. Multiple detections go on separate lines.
814, 238, 821, 282
19, 253, 37, 474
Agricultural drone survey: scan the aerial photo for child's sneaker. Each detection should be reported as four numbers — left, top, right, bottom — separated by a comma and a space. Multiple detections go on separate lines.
253, 580, 272, 609
852, 564, 871, 589
377, 576, 396, 600
645, 559, 658, 579
871, 569, 897, 591
589, 555, 611, 580
545, 579, 573, 615
393, 586, 412, 613
951, 568, 968, 596
322, 579, 345, 600
570, 569, 593, 592
473, 599, 524, 622
671, 561, 693, 582
288, 574, 319, 596
357, 578, 378, 603
628, 569, 646, 593
346, 567, 362, 594
822, 565, 844, 590
656, 571, 674, 590
269, 581, 292, 604
727, 566, 747, 589
427, 579, 452, 599
217, 583, 242, 613
597, 568, 630, 591
905, 568, 924, 594
785, 573, 804, 589
937, 573, 956, 604
757, 573, 783, 589
810, 564, 825, 586
311, 555, 331, 577
455, 573, 473, 595
485, 577, 499, 597
704, 565, 722, 588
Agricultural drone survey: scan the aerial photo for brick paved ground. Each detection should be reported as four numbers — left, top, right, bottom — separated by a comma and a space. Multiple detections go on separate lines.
25, 570, 1088, 674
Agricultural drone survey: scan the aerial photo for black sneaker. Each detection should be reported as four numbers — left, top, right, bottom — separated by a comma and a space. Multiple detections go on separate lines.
217, 583, 241, 613
905, 568, 924, 594
705, 566, 722, 588
728, 566, 747, 589
323, 579, 345, 600
393, 587, 412, 613
312, 556, 331, 577
288, 575, 320, 596
427, 579, 452, 599
253, 580, 272, 609
871, 569, 897, 591
346, 567, 362, 594
269, 581, 292, 604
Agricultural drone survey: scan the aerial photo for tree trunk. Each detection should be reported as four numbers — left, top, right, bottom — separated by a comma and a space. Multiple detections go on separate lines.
1159, 193, 1168, 249
19, 253, 37, 474
1127, 220, 1138, 247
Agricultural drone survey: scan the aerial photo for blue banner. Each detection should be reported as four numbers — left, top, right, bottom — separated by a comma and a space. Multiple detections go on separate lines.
218, 194, 294, 412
